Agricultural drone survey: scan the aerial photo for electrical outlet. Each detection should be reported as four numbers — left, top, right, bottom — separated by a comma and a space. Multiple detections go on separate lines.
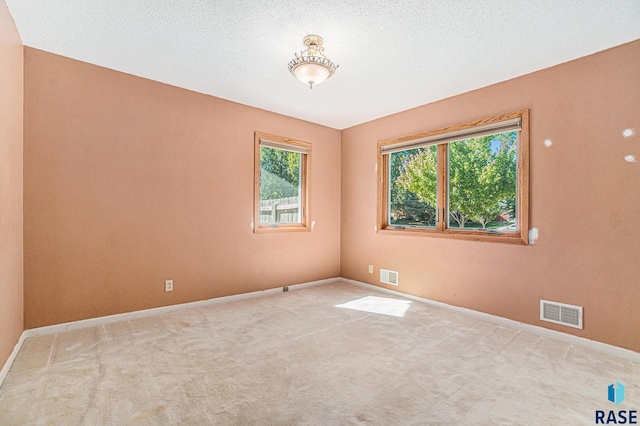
165, 280, 173, 292
368, 265, 373, 274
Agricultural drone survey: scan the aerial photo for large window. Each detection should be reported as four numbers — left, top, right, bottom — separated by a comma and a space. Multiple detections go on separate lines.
378, 110, 529, 244
254, 132, 311, 233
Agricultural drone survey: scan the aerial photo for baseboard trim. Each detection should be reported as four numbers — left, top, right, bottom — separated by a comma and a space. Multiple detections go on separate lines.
24, 277, 337, 339
341, 278, 640, 363
0, 331, 26, 390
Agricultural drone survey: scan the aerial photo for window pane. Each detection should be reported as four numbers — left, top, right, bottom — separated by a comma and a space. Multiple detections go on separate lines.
389, 146, 437, 228
259, 146, 302, 225
447, 132, 517, 231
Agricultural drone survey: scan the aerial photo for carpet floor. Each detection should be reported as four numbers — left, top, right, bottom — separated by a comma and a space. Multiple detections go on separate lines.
0, 281, 638, 425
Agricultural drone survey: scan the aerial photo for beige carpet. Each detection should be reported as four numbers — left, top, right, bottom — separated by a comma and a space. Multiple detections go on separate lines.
0, 281, 638, 425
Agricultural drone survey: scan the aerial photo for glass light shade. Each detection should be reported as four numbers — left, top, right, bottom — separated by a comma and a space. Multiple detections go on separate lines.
293, 63, 331, 87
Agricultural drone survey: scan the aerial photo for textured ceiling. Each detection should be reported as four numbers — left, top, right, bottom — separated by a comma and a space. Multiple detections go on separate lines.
6, 0, 640, 129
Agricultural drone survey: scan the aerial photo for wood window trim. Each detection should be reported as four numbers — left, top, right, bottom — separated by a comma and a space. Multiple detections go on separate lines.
377, 110, 530, 245
254, 132, 312, 234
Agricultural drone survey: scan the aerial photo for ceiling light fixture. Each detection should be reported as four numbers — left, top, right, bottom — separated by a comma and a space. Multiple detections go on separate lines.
288, 35, 338, 89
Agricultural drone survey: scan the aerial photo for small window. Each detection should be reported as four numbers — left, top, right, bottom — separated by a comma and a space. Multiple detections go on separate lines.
378, 110, 529, 244
254, 132, 311, 233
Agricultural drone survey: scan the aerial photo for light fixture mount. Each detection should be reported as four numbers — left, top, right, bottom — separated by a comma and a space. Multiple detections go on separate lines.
288, 34, 338, 89
303, 35, 323, 54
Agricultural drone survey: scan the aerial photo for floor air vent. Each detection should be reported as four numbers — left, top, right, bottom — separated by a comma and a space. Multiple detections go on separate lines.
540, 300, 583, 329
380, 269, 398, 286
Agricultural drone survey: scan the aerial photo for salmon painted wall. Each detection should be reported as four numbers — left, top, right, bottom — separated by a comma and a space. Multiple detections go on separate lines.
0, 0, 23, 367
23, 48, 341, 328
341, 41, 640, 352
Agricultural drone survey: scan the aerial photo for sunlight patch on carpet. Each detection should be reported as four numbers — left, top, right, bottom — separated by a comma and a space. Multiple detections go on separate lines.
335, 296, 412, 317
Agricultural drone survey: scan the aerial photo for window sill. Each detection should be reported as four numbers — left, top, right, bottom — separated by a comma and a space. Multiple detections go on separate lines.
254, 225, 311, 234
378, 227, 528, 245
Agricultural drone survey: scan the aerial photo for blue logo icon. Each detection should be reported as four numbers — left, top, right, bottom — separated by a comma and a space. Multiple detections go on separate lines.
608, 381, 625, 405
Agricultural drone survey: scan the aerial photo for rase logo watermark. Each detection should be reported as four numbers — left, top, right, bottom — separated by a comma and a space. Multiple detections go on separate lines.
596, 381, 637, 424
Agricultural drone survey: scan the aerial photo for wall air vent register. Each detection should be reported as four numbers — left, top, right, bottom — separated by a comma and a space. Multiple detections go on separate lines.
540, 299, 583, 329
380, 269, 398, 286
